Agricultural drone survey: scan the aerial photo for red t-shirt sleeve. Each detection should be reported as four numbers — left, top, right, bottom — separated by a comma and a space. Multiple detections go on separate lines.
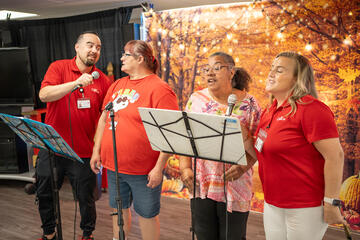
101, 81, 117, 110
301, 100, 339, 143
41, 62, 63, 88
151, 84, 179, 110
99, 72, 112, 94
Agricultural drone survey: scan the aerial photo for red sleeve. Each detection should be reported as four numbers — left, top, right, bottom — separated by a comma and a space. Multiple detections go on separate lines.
101, 80, 117, 110
301, 100, 339, 143
99, 71, 112, 94
152, 83, 179, 111
98, 72, 112, 110
41, 61, 63, 89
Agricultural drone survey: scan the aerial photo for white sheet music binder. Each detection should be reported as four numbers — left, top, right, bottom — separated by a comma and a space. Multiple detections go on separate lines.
138, 107, 246, 165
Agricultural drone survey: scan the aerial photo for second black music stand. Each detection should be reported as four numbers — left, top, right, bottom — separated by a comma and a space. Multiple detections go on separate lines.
0, 113, 83, 240
138, 107, 247, 240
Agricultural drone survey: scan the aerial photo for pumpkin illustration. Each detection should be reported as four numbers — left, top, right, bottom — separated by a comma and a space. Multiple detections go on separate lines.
340, 171, 360, 230
165, 155, 180, 178
162, 176, 184, 193
345, 210, 360, 225
340, 171, 360, 212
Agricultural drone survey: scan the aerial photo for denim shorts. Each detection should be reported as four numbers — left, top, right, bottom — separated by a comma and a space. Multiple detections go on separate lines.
107, 169, 162, 218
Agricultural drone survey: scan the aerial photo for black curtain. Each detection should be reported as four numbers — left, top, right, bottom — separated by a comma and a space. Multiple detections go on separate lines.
5, 6, 137, 108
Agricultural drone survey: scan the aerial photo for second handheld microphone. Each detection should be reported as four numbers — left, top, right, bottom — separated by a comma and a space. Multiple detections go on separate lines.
225, 94, 238, 116
72, 71, 100, 92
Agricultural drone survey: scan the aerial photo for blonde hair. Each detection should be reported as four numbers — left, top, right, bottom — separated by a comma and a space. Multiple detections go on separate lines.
271, 51, 318, 116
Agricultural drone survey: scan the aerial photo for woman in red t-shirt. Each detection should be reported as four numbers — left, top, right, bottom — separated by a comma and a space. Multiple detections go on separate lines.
255, 52, 345, 239
90, 40, 178, 240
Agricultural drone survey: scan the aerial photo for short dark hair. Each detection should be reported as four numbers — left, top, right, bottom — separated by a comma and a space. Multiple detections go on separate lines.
232, 67, 252, 91
76, 30, 100, 43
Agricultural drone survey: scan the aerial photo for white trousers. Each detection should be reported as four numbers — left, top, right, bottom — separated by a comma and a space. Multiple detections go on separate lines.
263, 202, 328, 240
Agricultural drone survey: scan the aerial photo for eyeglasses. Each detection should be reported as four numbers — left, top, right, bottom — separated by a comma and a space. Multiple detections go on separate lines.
202, 64, 231, 74
122, 53, 132, 58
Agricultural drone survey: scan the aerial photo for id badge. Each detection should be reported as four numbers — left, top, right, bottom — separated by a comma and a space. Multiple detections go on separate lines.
77, 98, 91, 109
255, 128, 267, 152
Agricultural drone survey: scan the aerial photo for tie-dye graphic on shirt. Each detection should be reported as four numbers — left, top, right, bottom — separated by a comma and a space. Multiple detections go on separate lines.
111, 88, 140, 112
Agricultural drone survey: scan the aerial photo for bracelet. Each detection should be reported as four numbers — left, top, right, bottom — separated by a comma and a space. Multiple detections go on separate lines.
323, 197, 341, 206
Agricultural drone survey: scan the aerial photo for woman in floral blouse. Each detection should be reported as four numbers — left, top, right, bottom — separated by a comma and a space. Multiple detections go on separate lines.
179, 52, 261, 240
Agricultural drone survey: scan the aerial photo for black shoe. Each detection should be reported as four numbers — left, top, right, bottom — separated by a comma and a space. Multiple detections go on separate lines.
81, 235, 94, 240
37, 235, 55, 240
25, 183, 37, 195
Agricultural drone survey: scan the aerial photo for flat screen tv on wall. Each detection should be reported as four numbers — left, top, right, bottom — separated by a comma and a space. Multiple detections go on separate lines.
0, 47, 34, 106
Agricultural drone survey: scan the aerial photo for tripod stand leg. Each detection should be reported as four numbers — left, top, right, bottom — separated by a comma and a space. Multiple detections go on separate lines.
191, 157, 197, 240
108, 107, 126, 240
115, 197, 126, 240
48, 151, 62, 240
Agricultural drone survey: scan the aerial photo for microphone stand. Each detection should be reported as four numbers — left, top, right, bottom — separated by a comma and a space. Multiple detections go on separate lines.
105, 102, 125, 240
222, 94, 237, 240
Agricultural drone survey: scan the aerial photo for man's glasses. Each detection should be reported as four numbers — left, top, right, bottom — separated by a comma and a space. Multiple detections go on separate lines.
202, 64, 231, 74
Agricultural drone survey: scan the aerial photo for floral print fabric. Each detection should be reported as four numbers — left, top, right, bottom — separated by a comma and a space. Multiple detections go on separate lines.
186, 88, 261, 212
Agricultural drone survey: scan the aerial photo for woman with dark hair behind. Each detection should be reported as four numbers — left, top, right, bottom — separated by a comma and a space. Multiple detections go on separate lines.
232, 67, 251, 91
90, 40, 179, 240
179, 52, 261, 240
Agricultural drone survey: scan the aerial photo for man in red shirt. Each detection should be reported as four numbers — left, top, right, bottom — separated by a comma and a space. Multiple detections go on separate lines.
36, 31, 112, 240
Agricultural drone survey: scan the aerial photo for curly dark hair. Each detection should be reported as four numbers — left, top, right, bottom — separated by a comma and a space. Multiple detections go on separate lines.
232, 67, 252, 91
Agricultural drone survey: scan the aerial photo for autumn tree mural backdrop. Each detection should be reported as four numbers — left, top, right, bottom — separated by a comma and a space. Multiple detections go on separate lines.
143, 0, 360, 231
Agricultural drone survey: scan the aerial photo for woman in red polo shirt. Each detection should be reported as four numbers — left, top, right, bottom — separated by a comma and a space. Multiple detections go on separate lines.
255, 51, 345, 239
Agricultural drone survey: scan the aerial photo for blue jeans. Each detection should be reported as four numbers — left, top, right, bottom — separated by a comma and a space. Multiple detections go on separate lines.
107, 169, 162, 218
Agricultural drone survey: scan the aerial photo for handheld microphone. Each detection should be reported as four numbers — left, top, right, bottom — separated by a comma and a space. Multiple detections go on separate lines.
71, 71, 100, 92
225, 94, 238, 116
91, 71, 100, 79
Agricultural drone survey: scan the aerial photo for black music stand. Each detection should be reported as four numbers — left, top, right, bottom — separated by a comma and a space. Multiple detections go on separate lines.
104, 102, 126, 240
0, 113, 83, 240
138, 107, 247, 240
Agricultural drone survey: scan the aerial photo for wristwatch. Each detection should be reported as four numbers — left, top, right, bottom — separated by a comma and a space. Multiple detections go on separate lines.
323, 197, 341, 206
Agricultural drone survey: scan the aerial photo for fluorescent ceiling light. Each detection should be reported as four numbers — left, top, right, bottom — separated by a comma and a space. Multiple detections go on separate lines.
0, 10, 38, 20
